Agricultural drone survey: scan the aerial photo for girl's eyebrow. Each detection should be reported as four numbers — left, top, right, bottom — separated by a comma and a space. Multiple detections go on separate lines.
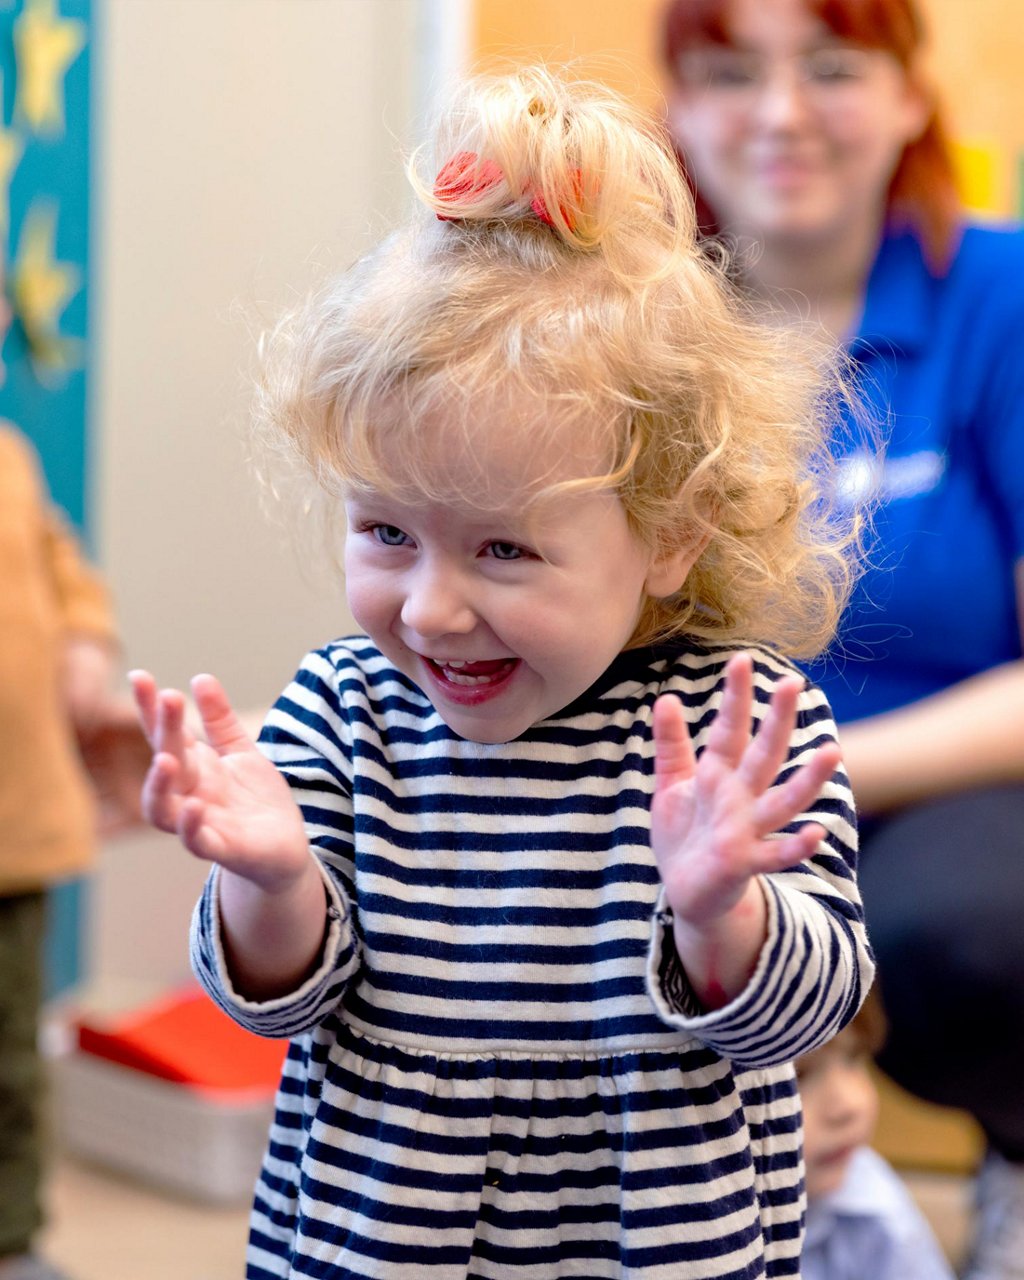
343, 491, 408, 513
344, 493, 543, 542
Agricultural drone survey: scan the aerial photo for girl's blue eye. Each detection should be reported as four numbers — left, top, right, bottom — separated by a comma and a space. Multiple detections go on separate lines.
489, 541, 524, 561
373, 524, 409, 546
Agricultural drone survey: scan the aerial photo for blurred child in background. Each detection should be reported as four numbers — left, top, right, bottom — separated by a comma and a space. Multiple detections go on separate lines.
799, 993, 955, 1280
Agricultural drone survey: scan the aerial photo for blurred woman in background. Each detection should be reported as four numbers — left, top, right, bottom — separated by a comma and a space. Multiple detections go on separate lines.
661, 2, 1024, 1278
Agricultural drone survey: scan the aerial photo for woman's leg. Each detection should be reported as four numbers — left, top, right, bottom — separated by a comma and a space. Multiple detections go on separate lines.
859, 783, 1024, 1155
859, 784, 1024, 1280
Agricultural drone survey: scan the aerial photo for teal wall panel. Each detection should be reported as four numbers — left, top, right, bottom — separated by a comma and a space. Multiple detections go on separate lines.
0, 0, 92, 996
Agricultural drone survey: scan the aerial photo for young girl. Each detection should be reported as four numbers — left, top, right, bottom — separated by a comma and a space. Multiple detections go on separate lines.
132, 67, 873, 1280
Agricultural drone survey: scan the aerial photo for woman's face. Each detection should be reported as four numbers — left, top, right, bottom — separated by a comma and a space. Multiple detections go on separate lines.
667, 0, 928, 251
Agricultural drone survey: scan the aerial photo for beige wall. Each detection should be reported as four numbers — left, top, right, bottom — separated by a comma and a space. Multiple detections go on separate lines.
95, 0, 426, 707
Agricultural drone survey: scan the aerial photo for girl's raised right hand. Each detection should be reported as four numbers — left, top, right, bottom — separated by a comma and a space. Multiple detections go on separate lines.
130, 670, 310, 893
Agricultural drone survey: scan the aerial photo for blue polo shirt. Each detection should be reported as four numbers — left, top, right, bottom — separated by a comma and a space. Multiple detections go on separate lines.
806, 225, 1024, 724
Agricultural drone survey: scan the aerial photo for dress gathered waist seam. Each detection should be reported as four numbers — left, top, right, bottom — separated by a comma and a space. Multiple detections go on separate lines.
333, 1012, 701, 1062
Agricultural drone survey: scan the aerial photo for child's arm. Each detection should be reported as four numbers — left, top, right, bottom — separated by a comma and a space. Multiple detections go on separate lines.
650, 651, 842, 1011
131, 670, 331, 1000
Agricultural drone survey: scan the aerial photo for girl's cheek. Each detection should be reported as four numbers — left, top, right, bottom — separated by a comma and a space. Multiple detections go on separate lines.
343, 569, 378, 625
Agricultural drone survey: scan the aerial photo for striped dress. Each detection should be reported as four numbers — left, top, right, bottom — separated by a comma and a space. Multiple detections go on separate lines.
191, 636, 873, 1280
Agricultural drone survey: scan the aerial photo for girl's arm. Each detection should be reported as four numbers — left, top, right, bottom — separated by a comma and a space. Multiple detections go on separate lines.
650, 652, 842, 1010
132, 670, 329, 1000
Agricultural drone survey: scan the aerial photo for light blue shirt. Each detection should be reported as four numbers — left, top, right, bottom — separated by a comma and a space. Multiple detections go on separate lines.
803, 1146, 955, 1280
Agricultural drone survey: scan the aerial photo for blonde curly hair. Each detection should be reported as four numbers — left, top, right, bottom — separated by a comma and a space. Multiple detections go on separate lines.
254, 66, 865, 660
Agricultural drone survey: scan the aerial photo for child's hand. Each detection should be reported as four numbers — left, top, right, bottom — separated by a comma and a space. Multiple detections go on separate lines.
130, 670, 309, 893
62, 634, 118, 735
77, 693, 152, 835
651, 652, 841, 931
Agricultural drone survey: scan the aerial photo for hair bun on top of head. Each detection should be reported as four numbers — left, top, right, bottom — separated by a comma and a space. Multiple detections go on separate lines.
415, 66, 696, 271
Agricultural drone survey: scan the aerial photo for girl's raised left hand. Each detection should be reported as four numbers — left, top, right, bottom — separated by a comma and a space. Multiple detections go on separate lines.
651, 652, 841, 933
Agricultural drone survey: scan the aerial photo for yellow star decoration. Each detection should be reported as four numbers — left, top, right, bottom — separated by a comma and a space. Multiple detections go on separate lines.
11, 201, 82, 378
13, 0, 87, 136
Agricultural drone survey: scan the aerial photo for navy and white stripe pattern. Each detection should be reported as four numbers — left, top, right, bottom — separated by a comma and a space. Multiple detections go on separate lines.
191, 637, 873, 1279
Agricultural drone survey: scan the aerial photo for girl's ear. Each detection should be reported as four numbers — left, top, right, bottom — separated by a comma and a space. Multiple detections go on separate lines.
644, 529, 711, 599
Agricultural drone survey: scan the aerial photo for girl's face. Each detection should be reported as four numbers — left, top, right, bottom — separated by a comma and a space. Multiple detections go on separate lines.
342, 415, 697, 744
797, 1029, 879, 1199
667, 0, 927, 251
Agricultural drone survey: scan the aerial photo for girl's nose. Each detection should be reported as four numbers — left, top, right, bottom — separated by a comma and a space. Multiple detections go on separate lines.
400, 562, 477, 639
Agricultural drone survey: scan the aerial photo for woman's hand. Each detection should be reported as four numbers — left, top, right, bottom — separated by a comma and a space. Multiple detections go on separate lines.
130, 670, 310, 893
651, 652, 841, 1005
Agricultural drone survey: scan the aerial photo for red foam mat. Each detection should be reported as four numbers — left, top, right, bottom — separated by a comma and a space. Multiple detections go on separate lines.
75, 986, 287, 1093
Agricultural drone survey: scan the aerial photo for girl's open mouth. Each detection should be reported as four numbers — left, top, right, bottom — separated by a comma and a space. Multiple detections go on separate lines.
428, 658, 517, 687
422, 657, 520, 705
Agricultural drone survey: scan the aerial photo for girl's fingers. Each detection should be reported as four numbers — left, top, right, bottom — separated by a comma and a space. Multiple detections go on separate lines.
129, 669, 159, 744
652, 693, 696, 794
753, 743, 842, 837
191, 674, 254, 757
760, 824, 827, 872
738, 675, 803, 795
140, 751, 185, 833
704, 653, 754, 768
142, 759, 227, 864
132, 670, 246, 867
178, 797, 225, 862
153, 687, 202, 791
154, 687, 188, 753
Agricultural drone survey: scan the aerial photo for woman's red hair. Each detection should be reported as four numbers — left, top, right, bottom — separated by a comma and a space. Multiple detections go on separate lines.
661, 0, 961, 270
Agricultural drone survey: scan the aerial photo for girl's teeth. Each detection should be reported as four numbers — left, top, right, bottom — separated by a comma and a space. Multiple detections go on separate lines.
432, 658, 514, 686
444, 669, 494, 686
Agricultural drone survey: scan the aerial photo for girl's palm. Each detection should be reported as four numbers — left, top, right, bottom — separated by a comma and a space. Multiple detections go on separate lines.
131, 671, 309, 892
651, 654, 840, 928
